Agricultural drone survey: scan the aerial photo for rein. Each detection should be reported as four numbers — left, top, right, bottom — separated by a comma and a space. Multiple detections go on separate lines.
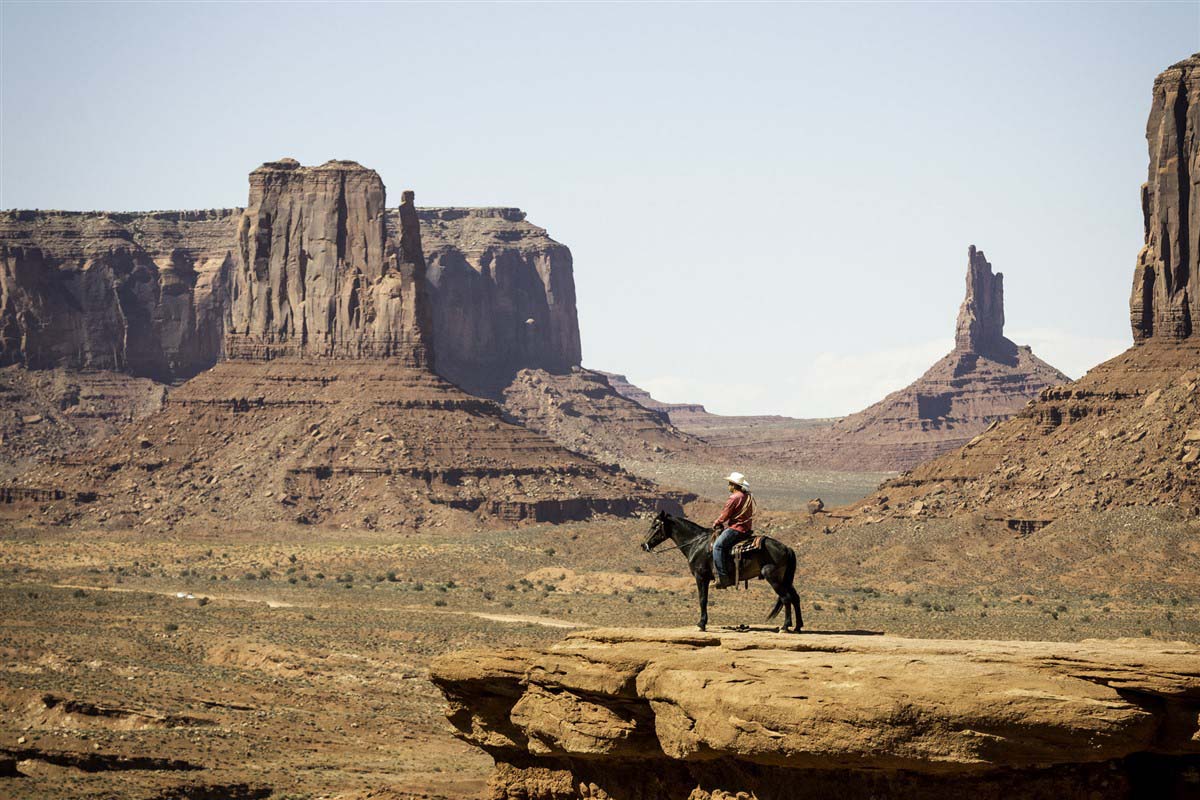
647, 529, 709, 556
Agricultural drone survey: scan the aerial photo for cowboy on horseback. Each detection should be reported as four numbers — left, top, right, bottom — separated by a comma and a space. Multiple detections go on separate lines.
712, 471, 755, 588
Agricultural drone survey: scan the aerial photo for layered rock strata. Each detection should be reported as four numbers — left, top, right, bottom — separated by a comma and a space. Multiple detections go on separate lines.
597, 372, 712, 428
1131, 54, 1200, 341
12, 361, 676, 529
843, 339, 1200, 522
433, 628, 1200, 799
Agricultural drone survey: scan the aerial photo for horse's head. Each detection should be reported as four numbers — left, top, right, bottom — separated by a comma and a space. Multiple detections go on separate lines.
641, 510, 671, 552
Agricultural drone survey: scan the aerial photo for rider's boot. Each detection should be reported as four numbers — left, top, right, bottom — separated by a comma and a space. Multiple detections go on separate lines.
715, 572, 735, 589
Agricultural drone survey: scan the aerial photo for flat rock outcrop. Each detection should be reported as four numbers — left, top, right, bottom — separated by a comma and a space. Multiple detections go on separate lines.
1131, 54, 1200, 342
432, 627, 1200, 799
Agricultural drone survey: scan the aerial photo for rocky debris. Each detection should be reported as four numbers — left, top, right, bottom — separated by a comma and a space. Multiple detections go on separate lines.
8, 360, 685, 529
433, 627, 1200, 799
0, 209, 236, 381
1131, 53, 1200, 342
0, 365, 166, 481
501, 368, 712, 464
225, 160, 431, 366
418, 208, 582, 396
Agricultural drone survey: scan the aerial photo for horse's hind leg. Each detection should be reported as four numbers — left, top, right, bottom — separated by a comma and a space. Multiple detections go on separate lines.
695, 574, 710, 632
791, 587, 803, 631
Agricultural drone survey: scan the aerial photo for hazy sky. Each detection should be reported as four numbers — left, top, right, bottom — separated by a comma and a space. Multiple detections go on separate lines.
2, 2, 1197, 416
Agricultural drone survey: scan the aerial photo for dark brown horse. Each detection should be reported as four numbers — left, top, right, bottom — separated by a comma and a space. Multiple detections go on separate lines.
642, 510, 803, 632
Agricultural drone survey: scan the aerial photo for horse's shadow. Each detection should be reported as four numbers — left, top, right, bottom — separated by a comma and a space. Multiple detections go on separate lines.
714, 625, 884, 636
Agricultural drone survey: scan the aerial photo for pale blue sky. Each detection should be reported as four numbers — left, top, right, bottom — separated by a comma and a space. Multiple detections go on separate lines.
2, 2, 1197, 416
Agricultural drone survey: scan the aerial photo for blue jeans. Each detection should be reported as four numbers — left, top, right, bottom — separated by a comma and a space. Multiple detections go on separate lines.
713, 527, 750, 581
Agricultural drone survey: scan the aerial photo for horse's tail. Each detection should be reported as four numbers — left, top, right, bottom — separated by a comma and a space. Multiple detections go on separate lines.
766, 545, 797, 622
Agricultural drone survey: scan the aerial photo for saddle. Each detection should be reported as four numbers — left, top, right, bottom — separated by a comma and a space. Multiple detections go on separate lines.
731, 535, 766, 585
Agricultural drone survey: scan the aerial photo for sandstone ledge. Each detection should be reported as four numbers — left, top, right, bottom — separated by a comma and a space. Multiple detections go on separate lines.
431, 628, 1200, 799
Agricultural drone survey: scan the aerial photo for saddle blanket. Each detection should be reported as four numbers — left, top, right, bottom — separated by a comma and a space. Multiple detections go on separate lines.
731, 535, 765, 556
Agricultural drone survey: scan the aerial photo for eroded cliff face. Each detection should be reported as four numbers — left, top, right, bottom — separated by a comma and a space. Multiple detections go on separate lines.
0, 200, 579, 393
416, 208, 581, 395
1131, 53, 1200, 342
433, 628, 1200, 799
0, 209, 236, 382
226, 159, 431, 366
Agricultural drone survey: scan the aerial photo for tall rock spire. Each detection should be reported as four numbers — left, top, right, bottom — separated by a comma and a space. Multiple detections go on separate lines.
1130, 53, 1200, 342
955, 245, 1007, 356
225, 158, 431, 366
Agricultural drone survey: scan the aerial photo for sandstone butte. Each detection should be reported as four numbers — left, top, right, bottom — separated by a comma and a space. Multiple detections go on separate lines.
2, 159, 686, 528
0, 174, 580, 392
0, 159, 703, 476
432, 627, 1200, 799
605, 246, 1069, 473
839, 53, 1200, 526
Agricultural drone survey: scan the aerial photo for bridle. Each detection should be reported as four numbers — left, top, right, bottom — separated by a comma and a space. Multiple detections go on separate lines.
644, 520, 709, 556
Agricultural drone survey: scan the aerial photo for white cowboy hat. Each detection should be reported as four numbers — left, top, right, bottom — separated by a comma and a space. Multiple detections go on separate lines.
724, 471, 749, 490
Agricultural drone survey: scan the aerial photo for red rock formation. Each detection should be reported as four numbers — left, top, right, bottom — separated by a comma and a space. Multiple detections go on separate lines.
1131, 54, 1200, 341
417, 208, 581, 395
956, 245, 1006, 354
500, 368, 712, 463
4, 160, 681, 528
605, 248, 1068, 472
0, 209, 236, 381
842, 54, 1200, 524
0, 199, 581, 394
226, 159, 431, 366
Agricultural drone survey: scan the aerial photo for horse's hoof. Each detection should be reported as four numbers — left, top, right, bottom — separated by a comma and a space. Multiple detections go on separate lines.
697, 624, 706, 632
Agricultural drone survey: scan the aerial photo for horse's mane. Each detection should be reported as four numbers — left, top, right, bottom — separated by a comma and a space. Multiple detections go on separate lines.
665, 512, 709, 536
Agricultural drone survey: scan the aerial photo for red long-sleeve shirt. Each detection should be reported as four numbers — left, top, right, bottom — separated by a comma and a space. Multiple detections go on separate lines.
714, 490, 753, 533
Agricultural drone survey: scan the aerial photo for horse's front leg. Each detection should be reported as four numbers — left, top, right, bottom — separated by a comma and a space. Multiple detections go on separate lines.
696, 574, 709, 632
